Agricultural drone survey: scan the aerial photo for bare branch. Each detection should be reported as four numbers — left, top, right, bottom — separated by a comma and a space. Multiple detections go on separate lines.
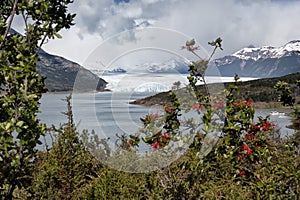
0, 0, 19, 49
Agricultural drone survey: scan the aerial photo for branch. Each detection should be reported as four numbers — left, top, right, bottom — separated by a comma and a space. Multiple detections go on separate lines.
207, 46, 218, 63
36, 32, 49, 54
22, 11, 31, 47
0, 0, 19, 49
36, 22, 53, 54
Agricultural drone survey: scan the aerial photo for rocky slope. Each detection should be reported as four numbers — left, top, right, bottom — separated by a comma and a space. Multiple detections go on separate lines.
8, 29, 107, 92
37, 50, 107, 92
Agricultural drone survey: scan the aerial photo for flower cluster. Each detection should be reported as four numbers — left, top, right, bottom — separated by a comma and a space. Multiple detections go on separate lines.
242, 143, 253, 155
150, 131, 173, 149
140, 112, 160, 126
236, 118, 276, 176
250, 121, 276, 132
181, 45, 200, 52
211, 97, 226, 109
191, 103, 201, 111
232, 99, 253, 107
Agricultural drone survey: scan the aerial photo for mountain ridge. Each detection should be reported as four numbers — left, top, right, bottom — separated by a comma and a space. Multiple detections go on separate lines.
37, 49, 107, 92
213, 40, 300, 77
7, 29, 107, 92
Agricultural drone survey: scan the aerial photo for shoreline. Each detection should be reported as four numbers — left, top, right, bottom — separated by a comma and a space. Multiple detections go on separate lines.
44, 89, 111, 94
130, 98, 288, 110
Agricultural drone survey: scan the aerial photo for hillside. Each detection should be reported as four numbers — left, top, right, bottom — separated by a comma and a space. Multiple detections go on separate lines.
130, 72, 300, 108
8, 29, 107, 92
37, 50, 107, 92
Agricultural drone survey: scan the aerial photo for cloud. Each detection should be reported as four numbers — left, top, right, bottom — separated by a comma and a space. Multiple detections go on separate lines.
43, 0, 300, 64
69, 0, 178, 38
153, 0, 300, 57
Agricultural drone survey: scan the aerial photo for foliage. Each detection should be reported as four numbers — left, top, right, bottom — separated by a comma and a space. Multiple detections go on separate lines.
274, 79, 300, 150
274, 81, 295, 106
30, 96, 99, 199
0, 0, 75, 198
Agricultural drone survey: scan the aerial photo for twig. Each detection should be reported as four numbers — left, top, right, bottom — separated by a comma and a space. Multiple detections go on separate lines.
0, 0, 19, 49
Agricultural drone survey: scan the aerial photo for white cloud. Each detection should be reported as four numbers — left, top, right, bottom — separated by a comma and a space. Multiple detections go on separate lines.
42, 0, 300, 65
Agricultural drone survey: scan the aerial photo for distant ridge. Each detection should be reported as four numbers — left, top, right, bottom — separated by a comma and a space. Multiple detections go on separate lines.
213, 40, 300, 78
130, 72, 300, 108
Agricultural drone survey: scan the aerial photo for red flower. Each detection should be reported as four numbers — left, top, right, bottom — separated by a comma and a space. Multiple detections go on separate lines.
163, 132, 172, 139
237, 100, 243, 107
262, 122, 270, 131
151, 142, 162, 149
242, 144, 253, 155
251, 123, 260, 131
246, 133, 255, 140
246, 99, 253, 106
191, 103, 201, 110
181, 45, 200, 51
211, 99, 225, 109
237, 154, 243, 160
239, 170, 246, 176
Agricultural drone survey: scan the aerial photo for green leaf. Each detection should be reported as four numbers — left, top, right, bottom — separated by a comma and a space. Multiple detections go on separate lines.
54, 33, 63, 39
16, 121, 24, 127
5, 123, 11, 130
257, 182, 264, 188
186, 39, 195, 46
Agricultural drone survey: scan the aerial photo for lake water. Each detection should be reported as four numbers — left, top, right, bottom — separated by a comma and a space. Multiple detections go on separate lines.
39, 92, 158, 146
38, 92, 295, 148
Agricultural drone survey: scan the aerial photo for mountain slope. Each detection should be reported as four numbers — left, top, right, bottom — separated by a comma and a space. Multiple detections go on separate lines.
213, 40, 300, 78
37, 50, 107, 92
8, 29, 107, 92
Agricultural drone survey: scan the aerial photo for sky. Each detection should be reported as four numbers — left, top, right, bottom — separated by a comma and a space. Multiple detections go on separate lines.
38, 0, 300, 66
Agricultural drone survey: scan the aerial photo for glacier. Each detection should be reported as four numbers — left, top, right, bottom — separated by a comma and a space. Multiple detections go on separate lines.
97, 73, 257, 93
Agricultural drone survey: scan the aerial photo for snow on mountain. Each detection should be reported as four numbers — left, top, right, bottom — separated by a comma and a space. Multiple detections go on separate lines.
232, 40, 300, 61
134, 18, 156, 29
142, 59, 189, 73
218, 40, 300, 65
213, 40, 300, 78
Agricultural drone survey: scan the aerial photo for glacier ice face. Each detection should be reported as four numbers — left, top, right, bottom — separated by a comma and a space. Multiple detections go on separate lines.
98, 73, 257, 93
102, 73, 189, 93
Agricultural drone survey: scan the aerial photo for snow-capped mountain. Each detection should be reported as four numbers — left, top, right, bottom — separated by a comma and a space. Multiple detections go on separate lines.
103, 67, 127, 75
134, 18, 156, 29
213, 40, 300, 77
142, 59, 189, 74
